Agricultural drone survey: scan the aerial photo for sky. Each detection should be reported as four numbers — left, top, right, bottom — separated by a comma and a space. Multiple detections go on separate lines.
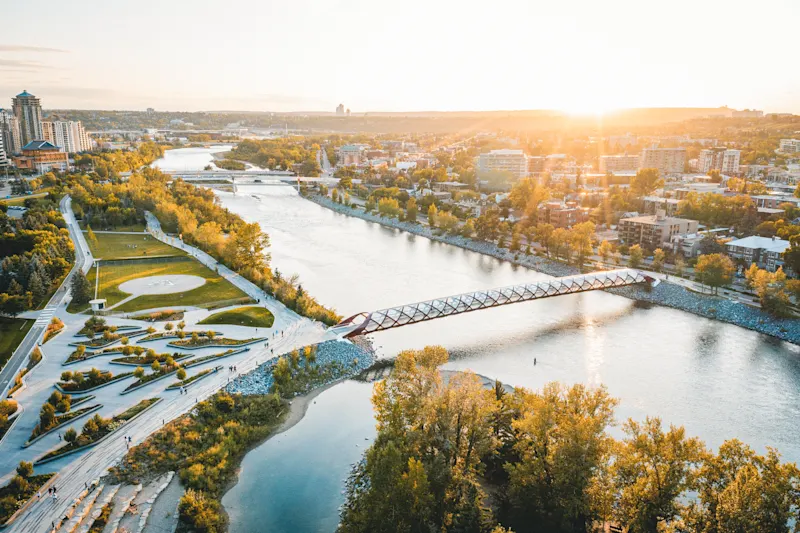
1, 0, 799, 114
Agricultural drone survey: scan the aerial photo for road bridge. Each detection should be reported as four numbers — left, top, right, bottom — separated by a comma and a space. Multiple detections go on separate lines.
331, 269, 657, 338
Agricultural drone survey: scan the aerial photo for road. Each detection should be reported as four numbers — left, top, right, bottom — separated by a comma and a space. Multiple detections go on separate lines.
0, 196, 92, 399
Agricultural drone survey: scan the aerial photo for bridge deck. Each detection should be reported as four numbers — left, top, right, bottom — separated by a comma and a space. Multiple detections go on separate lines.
333, 269, 655, 337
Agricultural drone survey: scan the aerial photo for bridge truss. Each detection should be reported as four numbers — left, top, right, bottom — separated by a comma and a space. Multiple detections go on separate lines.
334, 269, 655, 338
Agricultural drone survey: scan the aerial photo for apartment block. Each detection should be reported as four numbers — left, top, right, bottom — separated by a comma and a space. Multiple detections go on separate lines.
599, 154, 640, 174
639, 148, 686, 175
618, 212, 698, 250
41, 120, 92, 153
698, 148, 740, 174
477, 149, 528, 179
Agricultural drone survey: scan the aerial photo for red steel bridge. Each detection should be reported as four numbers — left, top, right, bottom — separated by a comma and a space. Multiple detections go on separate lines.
331, 269, 657, 338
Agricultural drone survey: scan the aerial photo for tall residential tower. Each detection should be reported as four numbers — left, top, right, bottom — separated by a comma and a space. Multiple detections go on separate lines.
12, 90, 43, 146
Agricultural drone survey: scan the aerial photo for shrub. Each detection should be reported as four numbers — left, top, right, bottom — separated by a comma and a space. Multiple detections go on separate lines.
179, 489, 223, 533
16, 461, 33, 478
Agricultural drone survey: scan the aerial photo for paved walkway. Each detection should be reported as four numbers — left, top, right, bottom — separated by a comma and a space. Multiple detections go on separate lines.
3, 212, 336, 533
0, 196, 93, 399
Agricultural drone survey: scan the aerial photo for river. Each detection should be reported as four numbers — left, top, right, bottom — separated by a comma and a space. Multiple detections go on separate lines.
153, 148, 800, 533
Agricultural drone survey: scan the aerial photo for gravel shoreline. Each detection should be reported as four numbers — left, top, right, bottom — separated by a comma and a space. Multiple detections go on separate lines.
225, 338, 376, 395
307, 194, 800, 345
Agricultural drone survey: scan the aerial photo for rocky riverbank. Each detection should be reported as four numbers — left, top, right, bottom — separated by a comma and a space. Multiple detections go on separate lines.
308, 194, 800, 345
226, 338, 376, 395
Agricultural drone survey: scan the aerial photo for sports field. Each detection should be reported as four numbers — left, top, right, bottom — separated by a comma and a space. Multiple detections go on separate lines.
85, 232, 184, 260
87, 258, 250, 312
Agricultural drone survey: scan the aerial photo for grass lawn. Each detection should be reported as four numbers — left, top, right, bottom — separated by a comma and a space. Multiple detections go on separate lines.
88, 258, 249, 312
199, 306, 274, 328
0, 318, 34, 370
84, 232, 184, 260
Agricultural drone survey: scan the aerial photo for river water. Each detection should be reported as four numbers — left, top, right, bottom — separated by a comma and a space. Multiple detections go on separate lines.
154, 148, 800, 533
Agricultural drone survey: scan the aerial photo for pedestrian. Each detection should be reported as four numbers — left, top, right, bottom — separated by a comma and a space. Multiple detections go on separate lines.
58, 433, 61, 441
37, 491, 41, 500
85, 482, 88, 489
48, 487, 52, 496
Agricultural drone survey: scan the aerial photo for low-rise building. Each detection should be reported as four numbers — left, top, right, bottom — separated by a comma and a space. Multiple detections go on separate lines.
618, 211, 699, 250
725, 235, 790, 272
778, 139, 800, 154
12, 140, 69, 172
538, 201, 590, 229
337, 145, 362, 166
642, 196, 681, 216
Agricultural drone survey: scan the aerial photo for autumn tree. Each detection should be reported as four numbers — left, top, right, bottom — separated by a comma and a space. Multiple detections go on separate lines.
631, 168, 664, 197
628, 244, 644, 269
695, 253, 734, 294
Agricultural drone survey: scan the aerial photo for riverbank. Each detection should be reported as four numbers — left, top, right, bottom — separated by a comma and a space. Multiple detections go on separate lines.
307, 194, 800, 345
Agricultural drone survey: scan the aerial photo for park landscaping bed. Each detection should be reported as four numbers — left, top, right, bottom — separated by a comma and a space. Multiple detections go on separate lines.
184, 348, 245, 368
7, 347, 43, 397
168, 337, 264, 350
64, 347, 125, 365
198, 306, 274, 328
26, 404, 102, 445
166, 368, 216, 390
111, 352, 191, 366
70, 330, 147, 349
85, 231, 184, 260
0, 400, 19, 443
0, 473, 56, 525
42, 318, 65, 344
123, 367, 180, 393
35, 398, 161, 465
57, 369, 133, 394
138, 330, 219, 343
86, 257, 248, 311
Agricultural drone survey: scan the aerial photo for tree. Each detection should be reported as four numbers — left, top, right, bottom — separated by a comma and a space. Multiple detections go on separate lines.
674, 256, 685, 277
628, 244, 644, 269
165, 322, 174, 331
427, 204, 438, 228
121, 336, 129, 346
177, 368, 187, 381
151, 361, 161, 373
744, 262, 760, 290
684, 439, 800, 533
16, 461, 33, 478
707, 169, 722, 183
461, 218, 475, 238
377, 198, 401, 219
70, 271, 92, 306
631, 168, 664, 197
206, 330, 216, 340
506, 383, 618, 532
695, 254, 734, 294
224, 222, 271, 272
612, 417, 705, 533
64, 428, 77, 443
752, 267, 790, 316
652, 248, 665, 272
536, 223, 555, 256
134, 367, 145, 379
570, 221, 595, 268
405, 197, 418, 222
599, 240, 613, 265
39, 403, 56, 431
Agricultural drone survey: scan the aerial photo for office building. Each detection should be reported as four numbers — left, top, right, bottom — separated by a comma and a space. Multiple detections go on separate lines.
0, 109, 22, 155
41, 120, 92, 153
477, 149, 528, 179
618, 211, 699, 249
12, 140, 69, 173
599, 154, 640, 174
698, 148, 740, 174
726, 236, 790, 272
12, 90, 43, 146
779, 139, 800, 154
639, 147, 686, 175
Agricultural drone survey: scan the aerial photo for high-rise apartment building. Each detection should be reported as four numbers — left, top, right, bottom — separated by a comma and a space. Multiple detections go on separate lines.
0, 134, 8, 168
0, 109, 22, 155
12, 90, 43, 146
639, 147, 686, 175
477, 149, 528, 179
41, 120, 92, 153
698, 148, 740, 174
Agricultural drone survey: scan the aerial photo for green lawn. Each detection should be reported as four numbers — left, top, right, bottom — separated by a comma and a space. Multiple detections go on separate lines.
0, 317, 34, 369
85, 232, 184, 260
199, 306, 275, 328
88, 258, 250, 312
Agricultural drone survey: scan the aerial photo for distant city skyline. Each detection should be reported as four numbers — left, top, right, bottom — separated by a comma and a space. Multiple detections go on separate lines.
1, 0, 799, 113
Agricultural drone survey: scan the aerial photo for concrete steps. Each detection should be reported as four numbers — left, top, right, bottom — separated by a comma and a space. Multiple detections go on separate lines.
76, 484, 119, 533
102, 483, 141, 533
116, 472, 174, 533
58, 484, 104, 533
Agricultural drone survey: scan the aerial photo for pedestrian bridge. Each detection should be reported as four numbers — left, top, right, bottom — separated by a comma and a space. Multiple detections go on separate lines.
331, 269, 657, 338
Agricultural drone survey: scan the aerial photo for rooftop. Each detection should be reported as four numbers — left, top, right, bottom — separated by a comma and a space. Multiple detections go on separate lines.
726, 236, 790, 253
15, 90, 34, 98
485, 149, 524, 156
22, 140, 58, 151
620, 213, 693, 225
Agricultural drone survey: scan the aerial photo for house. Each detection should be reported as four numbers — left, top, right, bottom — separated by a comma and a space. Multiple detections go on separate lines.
725, 236, 790, 272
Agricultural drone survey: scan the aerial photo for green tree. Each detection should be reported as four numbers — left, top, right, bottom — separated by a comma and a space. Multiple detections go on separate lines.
64, 427, 77, 443
695, 253, 734, 294
71, 271, 93, 305
612, 417, 705, 533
